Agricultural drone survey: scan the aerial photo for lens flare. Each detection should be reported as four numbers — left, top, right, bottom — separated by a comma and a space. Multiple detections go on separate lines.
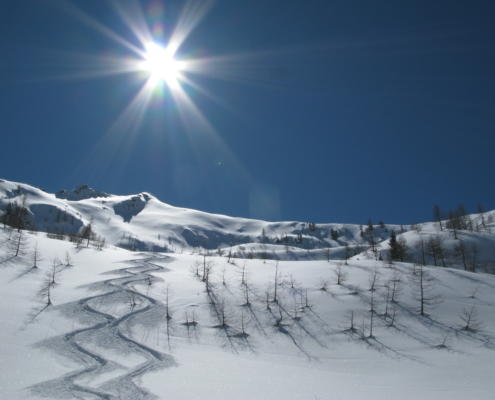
51, 0, 252, 188
142, 43, 183, 85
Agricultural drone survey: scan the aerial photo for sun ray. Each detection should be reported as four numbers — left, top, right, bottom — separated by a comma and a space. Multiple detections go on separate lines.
178, 75, 246, 119
71, 77, 156, 184
47, 0, 256, 189
167, 0, 217, 56
108, 0, 155, 49
168, 77, 252, 184
47, 0, 146, 58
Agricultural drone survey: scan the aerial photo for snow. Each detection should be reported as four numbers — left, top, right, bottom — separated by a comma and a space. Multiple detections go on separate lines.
1, 178, 495, 399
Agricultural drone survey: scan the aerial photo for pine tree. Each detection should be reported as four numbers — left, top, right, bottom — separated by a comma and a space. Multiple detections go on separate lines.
388, 231, 400, 261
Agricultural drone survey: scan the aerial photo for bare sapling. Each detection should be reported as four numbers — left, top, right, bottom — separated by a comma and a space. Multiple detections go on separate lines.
317, 278, 330, 291
164, 284, 172, 319
30, 242, 42, 268
334, 262, 349, 285
459, 304, 483, 331
64, 250, 73, 267
49, 257, 63, 285
265, 282, 272, 310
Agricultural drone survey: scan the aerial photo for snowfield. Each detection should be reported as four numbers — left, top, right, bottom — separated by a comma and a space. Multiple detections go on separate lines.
1, 179, 495, 399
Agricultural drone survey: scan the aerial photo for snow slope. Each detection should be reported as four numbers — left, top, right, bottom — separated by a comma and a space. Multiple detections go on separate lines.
2, 229, 495, 399
1, 178, 495, 399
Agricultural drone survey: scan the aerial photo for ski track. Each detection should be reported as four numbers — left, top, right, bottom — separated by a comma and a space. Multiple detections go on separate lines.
27, 256, 176, 400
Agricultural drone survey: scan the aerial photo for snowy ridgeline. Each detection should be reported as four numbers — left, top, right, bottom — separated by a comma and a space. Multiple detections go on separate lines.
1, 178, 495, 273
1, 222, 495, 399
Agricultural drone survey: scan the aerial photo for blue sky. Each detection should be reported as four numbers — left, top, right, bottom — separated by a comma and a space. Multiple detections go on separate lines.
1, 0, 494, 225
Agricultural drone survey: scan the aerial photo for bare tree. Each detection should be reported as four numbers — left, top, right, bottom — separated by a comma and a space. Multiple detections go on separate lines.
264, 282, 272, 309
477, 202, 487, 230
64, 250, 73, 267
273, 261, 280, 302
435, 235, 449, 268
397, 235, 410, 262
239, 261, 248, 286
69, 231, 84, 247
469, 285, 480, 299
2, 194, 30, 232
414, 235, 427, 265
446, 209, 456, 238
389, 269, 403, 303
453, 240, 468, 270
433, 205, 445, 231
202, 251, 210, 281
145, 275, 154, 296
323, 247, 331, 262
30, 241, 42, 268
95, 235, 106, 250
388, 301, 398, 326
468, 243, 480, 272
302, 288, 311, 308
202, 257, 215, 289
343, 309, 356, 332
384, 270, 403, 317
183, 308, 197, 326
409, 264, 443, 316
164, 284, 173, 319
426, 234, 448, 267
190, 259, 201, 278
383, 279, 392, 316
368, 266, 380, 292
38, 273, 53, 306
436, 332, 452, 349
364, 219, 378, 253
8, 229, 29, 257
425, 235, 438, 266
317, 278, 330, 291
459, 304, 483, 331
292, 298, 301, 320
217, 297, 234, 327
344, 243, 351, 265
286, 273, 297, 289
368, 267, 380, 337
81, 217, 95, 247
242, 273, 251, 305
334, 262, 349, 285
219, 265, 228, 285
410, 222, 422, 234
358, 315, 367, 340
237, 310, 249, 336
274, 299, 285, 327
49, 257, 63, 285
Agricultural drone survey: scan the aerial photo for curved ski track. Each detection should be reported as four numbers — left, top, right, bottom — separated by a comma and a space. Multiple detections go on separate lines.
28, 256, 176, 400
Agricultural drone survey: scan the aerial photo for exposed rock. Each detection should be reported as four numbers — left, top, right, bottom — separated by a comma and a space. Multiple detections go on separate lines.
56, 185, 110, 201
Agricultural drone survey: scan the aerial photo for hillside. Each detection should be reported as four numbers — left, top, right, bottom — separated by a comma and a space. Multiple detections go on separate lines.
1, 178, 495, 399
1, 178, 494, 271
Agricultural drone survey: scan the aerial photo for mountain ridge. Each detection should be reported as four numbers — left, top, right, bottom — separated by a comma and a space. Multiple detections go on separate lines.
1, 178, 494, 272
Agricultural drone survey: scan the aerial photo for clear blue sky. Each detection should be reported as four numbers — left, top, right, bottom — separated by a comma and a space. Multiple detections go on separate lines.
1, 0, 494, 225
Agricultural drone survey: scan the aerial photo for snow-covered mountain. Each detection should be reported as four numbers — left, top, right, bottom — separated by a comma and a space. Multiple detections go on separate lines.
1, 178, 494, 270
1, 178, 495, 399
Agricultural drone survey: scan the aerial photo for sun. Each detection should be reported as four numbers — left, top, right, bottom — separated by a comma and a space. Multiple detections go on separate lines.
142, 43, 183, 85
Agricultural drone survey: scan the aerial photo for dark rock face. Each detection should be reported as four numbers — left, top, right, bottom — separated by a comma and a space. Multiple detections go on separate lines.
55, 185, 110, 201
